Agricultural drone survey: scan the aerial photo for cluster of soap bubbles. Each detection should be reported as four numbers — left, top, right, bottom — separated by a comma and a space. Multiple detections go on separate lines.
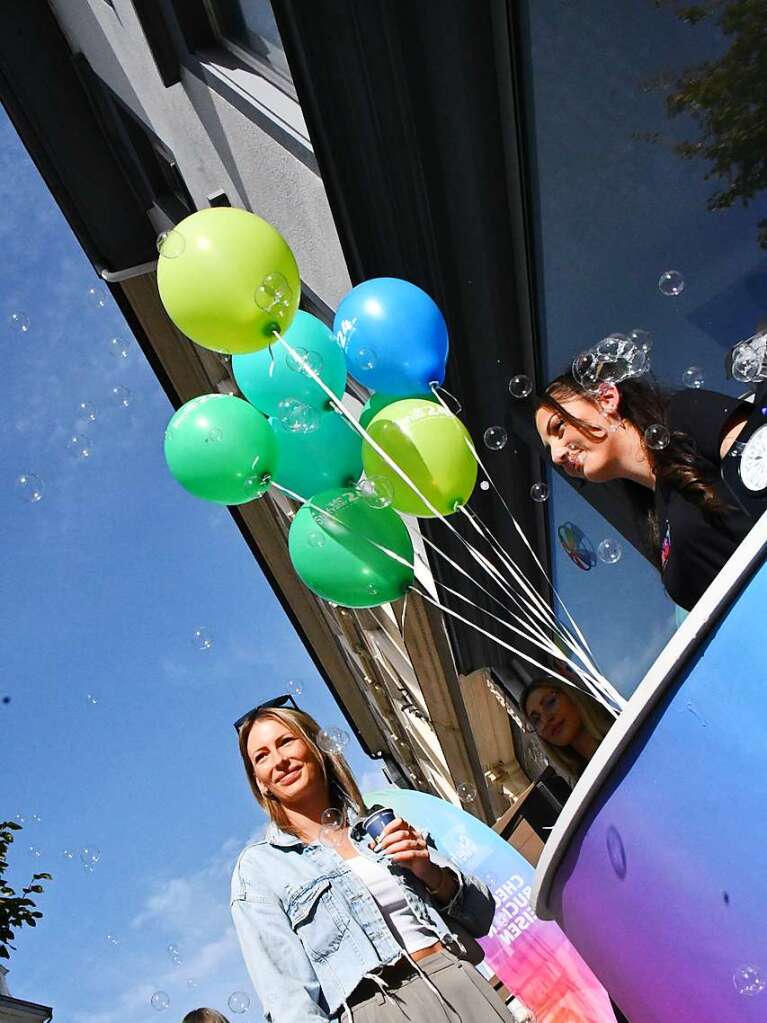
456, 781, 477, 804
731, 331, 767, 384
317, 725, 351, 755
286, 347, 324, 378
356, 476, 394, 509
167, 943, 183, 967
80, 846, 101, 873
278, 397, 320, 434
191, 627, 213, 651
572, 331, 652, 393
733, 965, 765, 997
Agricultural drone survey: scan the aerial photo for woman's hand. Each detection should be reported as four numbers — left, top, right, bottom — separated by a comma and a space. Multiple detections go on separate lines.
372, 817, 443, 891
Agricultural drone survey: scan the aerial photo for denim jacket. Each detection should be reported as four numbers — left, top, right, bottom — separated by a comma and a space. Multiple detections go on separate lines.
230, 809, 496, 1023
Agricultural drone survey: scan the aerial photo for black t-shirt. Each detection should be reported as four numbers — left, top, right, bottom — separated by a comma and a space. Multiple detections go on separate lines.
655, 388, 752, 611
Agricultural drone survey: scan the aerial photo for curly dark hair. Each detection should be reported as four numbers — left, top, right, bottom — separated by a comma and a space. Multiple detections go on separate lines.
538, 370, 730, 560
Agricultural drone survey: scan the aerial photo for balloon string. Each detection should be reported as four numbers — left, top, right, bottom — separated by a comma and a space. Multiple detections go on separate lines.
429, 382, 462, 414
270, 331, 614, 702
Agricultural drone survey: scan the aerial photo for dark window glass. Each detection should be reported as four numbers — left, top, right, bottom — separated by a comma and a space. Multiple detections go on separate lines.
203, 0, 294, 96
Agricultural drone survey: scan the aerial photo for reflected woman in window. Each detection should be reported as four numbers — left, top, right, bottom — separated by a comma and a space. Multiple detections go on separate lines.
535, 371, 753, 610
230, 698, 507, 1023
521, 679, 615, 788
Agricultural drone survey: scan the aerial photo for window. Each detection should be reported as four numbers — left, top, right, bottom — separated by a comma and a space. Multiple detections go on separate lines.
202, 0, 296, 98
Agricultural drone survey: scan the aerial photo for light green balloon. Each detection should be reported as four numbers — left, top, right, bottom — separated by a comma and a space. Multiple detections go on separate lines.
164, 394, 277, 505
156, 207, 300, 355
362, 399, 477, 517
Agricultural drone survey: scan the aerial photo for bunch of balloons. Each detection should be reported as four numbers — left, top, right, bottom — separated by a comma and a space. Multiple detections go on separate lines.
157, 207, 478, 608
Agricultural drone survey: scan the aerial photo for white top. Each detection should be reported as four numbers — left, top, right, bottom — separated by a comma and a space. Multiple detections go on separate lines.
347, 855, 437, 954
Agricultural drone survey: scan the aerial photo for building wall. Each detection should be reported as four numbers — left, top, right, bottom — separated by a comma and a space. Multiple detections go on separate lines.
49, 0, 351, 307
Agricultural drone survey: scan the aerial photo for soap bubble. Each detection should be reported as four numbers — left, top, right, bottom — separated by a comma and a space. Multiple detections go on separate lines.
108, 336, 131, 360
644, 424, 670, 450
658, 270, 685, 296
627, 328, 653, 353
227, 992, 251, 1014
319, 824, 343, 847
307, 531, 326, 548
356, 476, 394, 509
191, 627, 213, 651
156, 229, 185, 258
278, 398, 320, 434
203, 427, 224, 445
167, 943, 181, 958
110, 386, 132, 408
479, 480, 490, 491
733, 965, 765, 997
76, 401, 97, 423
321, 807, 343, 827
86, 693, 98, 705
28, 846, 41, 858
483, 426, 507, 451
287, 678, 304, 697
186, 979, 198, 989
87, 286, 107, 308
317, 726, 350, 755
530, 482, 549, 503
150, 991, 170, 1012
682, 366, 704, 389
286, 347, 323, 377
106, 933, 119, 945
67, 433, 92, 460
9, 311, 30, 332
80, 847, 100, 869
15, 473, 43, 503
606, 825, 627, 879
572, 350, 601, 390
349, 346, 378, 371
732, 348, 761, 383
30, 814, 41, 824
508, 374, 533, 399
597, 538, 622, 565
457, 782, 477, 804
63, 849, 74, 859
256, 272, 293, 315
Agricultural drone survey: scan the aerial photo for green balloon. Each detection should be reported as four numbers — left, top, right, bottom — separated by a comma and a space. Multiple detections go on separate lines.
156, 208, 300, 355
359, 391, 436, 431
272, 411, 362, 500
289, 487, 414, 607
164, 394, 277, 505
362, 399, 477, 517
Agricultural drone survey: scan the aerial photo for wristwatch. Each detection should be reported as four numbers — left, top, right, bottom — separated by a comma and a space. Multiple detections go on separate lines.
721, 393, 767, 518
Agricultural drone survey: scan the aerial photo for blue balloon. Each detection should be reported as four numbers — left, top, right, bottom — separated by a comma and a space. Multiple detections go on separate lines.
232, 311, 347, 418
334, 278, 448, 395
270, 410, 363, 500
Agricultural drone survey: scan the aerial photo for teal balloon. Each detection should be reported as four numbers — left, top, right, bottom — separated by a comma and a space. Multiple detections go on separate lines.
164, 394, 277, 505
232, 311, 347, 417
272, 411, 363, 500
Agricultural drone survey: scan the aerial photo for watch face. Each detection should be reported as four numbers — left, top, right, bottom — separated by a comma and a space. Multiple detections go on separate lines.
740, 423, 767, 492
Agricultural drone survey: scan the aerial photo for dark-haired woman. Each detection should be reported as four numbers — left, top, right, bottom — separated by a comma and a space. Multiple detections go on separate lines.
535, 372, 752, 610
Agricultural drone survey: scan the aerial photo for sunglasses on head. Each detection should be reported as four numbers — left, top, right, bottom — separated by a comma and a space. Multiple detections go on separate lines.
233, 694, 299, 732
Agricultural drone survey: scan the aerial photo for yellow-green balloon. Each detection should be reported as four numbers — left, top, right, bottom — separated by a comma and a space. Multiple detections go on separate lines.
362, 399, 477, 517
156, 207, 300, 355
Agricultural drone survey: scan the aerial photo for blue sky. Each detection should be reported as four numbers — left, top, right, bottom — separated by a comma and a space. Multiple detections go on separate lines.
0, 108, 385, 1023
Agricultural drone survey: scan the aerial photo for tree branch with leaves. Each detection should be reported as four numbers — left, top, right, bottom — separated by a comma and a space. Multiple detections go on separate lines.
0, 821, 51, 960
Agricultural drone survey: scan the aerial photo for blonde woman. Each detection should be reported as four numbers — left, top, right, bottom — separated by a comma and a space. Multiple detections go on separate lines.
230, 695, 508, 1023
521, 679, 616, 788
